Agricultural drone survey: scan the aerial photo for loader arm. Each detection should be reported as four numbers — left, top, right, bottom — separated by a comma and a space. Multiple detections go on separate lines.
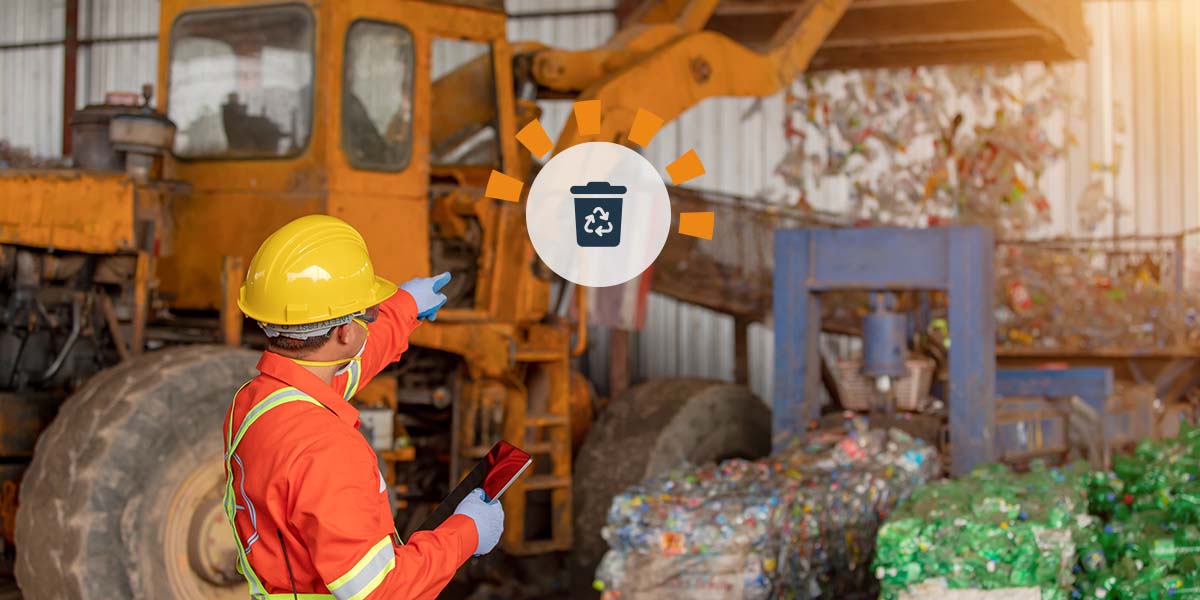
523, 0, 852, 154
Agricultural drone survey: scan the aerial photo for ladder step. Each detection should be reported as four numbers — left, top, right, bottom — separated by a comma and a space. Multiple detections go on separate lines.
514, 349, 563, 362
521, 475, 571, 491
380, 447, 416, 462
526, 412, 568, 427
466, 440, 559, 458
508, 539, 570, 556
523, 441, 555, 454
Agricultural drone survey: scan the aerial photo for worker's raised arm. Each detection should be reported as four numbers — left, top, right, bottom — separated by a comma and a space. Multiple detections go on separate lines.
287, 432, 480, 599
358, 287, 420, 379
358, 272, 451, 381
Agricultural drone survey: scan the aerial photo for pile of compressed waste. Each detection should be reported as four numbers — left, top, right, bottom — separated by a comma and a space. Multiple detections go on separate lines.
1075, 424, 1200, 599
593, 420, 940, 599
874, 461, 1094, 600
877, 424, 1200, 599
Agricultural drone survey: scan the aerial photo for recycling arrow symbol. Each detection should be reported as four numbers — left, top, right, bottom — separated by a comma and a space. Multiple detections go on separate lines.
583, 206, 614, 237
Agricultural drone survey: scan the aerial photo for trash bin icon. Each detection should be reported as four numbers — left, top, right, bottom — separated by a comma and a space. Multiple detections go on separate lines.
572, 181, 625, 248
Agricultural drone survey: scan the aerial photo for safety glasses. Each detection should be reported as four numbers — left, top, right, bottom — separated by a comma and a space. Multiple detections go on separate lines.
358, 304, 381, 324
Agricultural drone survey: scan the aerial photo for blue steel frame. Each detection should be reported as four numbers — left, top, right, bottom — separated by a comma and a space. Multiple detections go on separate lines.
773, 226, 995, 474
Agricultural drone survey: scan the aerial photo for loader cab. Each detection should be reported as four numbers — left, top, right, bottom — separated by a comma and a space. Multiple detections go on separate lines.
153, 0, 520, 311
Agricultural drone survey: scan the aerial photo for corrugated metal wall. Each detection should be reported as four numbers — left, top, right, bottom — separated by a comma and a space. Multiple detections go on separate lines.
1036, 0, 1200, 240
0, 0, 65, 158
2, 0, 1196, 401
77, 0, 159, 108
0, 0, 157, 159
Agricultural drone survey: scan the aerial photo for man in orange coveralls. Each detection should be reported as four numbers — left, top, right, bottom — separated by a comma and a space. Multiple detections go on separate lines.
223, 214, 503, 599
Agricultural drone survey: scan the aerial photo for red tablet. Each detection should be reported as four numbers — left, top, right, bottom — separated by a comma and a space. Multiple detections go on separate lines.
408, 441, 532, 538
482, 440, 533, 501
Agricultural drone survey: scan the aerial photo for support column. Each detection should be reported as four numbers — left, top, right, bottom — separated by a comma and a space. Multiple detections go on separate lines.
62, 0, 79, 156
947, 226, 996, 474
773, 230, 819, 449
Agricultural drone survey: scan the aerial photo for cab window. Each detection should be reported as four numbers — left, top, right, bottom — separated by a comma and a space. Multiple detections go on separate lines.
341, 20, 415, 171
430, 38, 500, 167
168, 5, 314, 159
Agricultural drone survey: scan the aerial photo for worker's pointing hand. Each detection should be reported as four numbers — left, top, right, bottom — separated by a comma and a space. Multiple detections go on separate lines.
453, 488, 504, 556
399, 272, 451, 321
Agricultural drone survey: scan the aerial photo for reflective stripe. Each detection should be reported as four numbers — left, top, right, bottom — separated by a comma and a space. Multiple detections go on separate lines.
225, 385, 328, 599
327, 536, 396, 600
233, 453, 260, 552
257, 595, 337, 600
225, 380, 254, 451
237, 547, 264, 597
342, 359, 361, 400
227, 387, 317, 460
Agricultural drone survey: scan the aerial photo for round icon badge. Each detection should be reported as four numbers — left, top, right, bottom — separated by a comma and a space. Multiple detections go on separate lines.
525, 142, 671, 288
485, 103, 714, 287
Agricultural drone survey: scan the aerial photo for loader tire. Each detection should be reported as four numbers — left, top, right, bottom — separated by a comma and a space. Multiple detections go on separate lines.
570, 379, 770, 597
15, 345, 259, 600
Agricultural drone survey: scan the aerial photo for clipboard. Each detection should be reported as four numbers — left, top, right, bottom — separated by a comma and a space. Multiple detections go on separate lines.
407, 440, 531, 539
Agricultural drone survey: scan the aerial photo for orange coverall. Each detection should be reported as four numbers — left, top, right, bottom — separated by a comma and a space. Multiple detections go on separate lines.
224, 289, 477, 599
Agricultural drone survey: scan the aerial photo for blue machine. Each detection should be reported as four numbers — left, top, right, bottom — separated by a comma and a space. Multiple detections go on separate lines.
773, 225, 1121, 474
773, 226, 995, 474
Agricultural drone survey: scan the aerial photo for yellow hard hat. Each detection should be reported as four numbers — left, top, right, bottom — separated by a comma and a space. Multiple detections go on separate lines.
238, 214, 396, 326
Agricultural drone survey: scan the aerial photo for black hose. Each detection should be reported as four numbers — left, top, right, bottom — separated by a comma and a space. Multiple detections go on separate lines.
40, 297, 83, 382
6, 333, 27, 388
277, 529, 299, 600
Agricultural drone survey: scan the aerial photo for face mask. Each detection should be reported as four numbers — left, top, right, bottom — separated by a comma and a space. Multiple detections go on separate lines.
290, 318, 369, 375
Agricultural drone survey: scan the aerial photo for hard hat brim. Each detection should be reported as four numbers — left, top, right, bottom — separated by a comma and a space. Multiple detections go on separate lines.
367, 275, 399, 309
238, 275, 397, 327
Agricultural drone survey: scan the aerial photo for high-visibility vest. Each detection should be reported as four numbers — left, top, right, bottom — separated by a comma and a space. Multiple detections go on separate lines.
223, 386, 335, 600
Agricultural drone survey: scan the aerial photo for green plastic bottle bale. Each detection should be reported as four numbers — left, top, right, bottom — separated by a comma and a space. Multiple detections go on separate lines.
873, 461, 1091, 596
875, 432, 1200, 597
1067, 421, 1200, 599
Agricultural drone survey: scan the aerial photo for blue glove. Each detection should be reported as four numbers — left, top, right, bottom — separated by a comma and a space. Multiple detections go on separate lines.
399, 272, 451, 321
452, 488, 504, 556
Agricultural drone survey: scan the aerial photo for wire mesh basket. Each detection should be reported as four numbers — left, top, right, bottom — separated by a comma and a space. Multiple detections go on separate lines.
832, 356, 936, 413
995, 231, 1200, 352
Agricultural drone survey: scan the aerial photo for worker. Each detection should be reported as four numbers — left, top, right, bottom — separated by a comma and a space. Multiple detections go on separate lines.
223, 214, 503, 600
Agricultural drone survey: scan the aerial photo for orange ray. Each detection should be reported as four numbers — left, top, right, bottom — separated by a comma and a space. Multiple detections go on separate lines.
573, 100, 601, 136
516, 118, 554, 159
485, 170, 523, 203
678, 212, 714, 240
666, 149, 705, 185
628, 108, 665, 148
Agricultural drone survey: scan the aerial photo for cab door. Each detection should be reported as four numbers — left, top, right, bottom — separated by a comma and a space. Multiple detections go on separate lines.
326, 1, 430, 283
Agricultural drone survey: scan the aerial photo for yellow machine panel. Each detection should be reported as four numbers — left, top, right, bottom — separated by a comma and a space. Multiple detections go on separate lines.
0, 171, 137, 254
